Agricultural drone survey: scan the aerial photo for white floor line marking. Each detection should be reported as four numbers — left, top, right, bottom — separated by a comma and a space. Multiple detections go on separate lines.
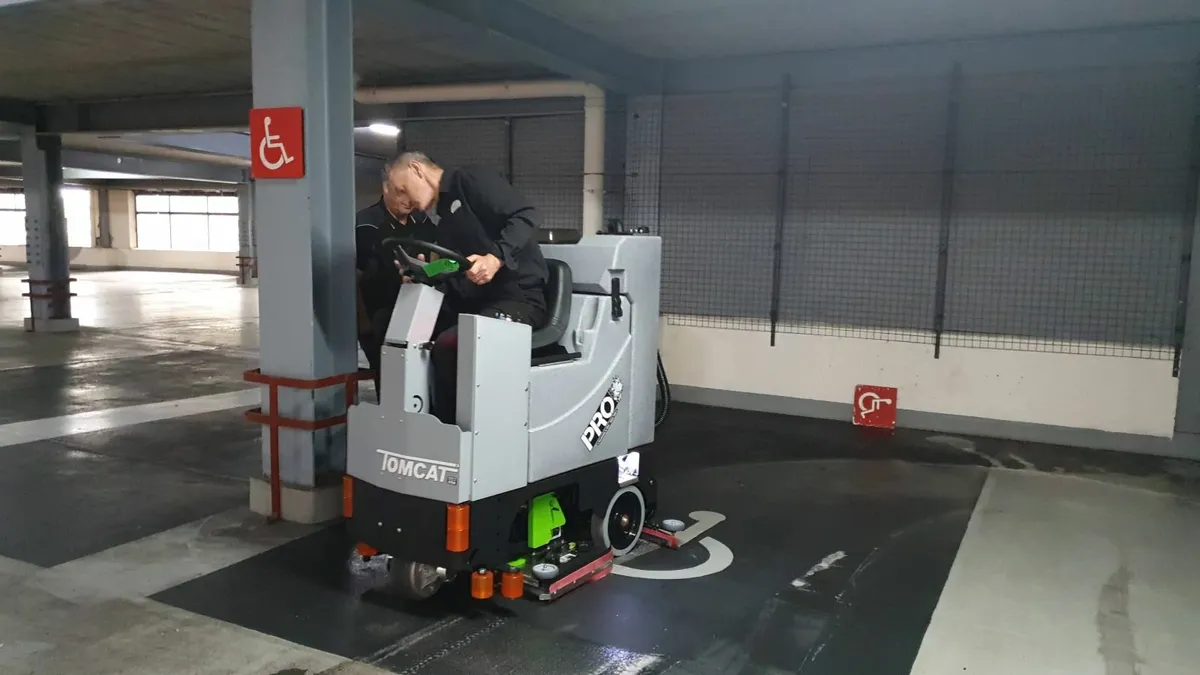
363, 616, 467, 665
791, 550, 847, 590
611, 537, 734, 580
31, 508, 315, 604
673, 510, 726, 546
0, 389, 260, 448
616, 510, 727, 567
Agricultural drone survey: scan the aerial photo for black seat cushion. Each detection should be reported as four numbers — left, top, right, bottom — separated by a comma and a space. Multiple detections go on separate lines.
531, 259, 572, 350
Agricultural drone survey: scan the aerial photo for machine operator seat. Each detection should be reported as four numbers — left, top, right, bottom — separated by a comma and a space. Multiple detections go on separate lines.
531, 259, 572, 350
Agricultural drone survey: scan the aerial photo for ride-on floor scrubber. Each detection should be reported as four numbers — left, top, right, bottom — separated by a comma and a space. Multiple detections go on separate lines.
342, 231, 672, 601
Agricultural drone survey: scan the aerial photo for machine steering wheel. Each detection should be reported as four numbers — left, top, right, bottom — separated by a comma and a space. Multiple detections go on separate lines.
381, 237, 472, 284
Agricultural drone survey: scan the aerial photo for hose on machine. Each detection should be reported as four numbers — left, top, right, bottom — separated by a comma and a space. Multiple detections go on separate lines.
654, 351, 670, 428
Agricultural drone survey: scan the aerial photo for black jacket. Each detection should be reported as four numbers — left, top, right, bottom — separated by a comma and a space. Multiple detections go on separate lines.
355, 198, 437, 316
434, 165, 549, 312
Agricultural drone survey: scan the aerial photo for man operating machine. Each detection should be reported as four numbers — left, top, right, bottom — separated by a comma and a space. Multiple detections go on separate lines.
342, 152, 674, 602
381, 151, 550, 424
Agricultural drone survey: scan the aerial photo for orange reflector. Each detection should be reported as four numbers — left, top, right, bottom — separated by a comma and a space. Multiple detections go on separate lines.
355, 542, 377, 557
341, 476, 354, 518
471, 569, 494, 599
501, 570, 524, 599
446, 504, 470, 552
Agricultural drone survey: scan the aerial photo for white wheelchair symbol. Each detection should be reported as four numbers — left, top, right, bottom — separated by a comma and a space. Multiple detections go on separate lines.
857, 391, 893, 416
258, 116, 295, 171
613, 511, 733, 580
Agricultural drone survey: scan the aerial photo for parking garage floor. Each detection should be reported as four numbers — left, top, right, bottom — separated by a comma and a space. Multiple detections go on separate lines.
1, 266, 1198, 675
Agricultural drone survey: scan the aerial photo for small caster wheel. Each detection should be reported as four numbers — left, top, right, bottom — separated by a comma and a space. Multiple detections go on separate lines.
532, 563, 559, 580
661, 518, 685, 533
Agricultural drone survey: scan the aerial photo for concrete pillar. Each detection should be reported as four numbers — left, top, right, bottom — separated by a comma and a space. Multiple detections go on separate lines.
236, 180, 256, 286
96, 188, 113, 248
20, 129, 78, 332
249, 0, 357, 521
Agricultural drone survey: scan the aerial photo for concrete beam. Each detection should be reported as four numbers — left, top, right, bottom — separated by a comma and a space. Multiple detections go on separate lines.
39, 92, 253, 134
119, 132, 251, 158
395, 0, 662, 94
37, 90, 412, 134
0, 140, 244, 183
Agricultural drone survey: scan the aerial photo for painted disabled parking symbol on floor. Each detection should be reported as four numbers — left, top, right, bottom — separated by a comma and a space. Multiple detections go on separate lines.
613, 511, 733, 580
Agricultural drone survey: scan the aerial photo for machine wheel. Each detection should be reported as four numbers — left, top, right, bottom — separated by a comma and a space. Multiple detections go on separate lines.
383, 559, 447, 600
591, 484, 646, 557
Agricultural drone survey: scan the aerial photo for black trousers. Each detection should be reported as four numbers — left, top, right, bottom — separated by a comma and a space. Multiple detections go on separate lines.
430, 297, 545, 424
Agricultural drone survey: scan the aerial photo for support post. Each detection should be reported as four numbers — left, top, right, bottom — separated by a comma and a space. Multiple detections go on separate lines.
1172, 58, 1200, 439
933, 63, 963, 358
236, 179, 257, 286
768, 75, 791, 346
581, 88, 605, 235
20, 129, 78, 333
623, 95, 663, 234
249, 0, 357, 521
96, 188, 113, 248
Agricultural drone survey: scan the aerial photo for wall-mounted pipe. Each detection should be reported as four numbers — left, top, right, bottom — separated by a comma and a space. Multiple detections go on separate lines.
60, 135, 251, 168
354, 80, 601, 105
358, 80, 606, 235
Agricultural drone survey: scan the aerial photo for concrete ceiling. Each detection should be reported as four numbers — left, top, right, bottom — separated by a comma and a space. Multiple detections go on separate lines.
2, 0, 1195, 104
0, 0, 556, 102
517, 0, 1200, 60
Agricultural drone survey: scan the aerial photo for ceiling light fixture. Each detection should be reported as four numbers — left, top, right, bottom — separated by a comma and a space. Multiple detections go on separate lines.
367, 123, 400, 137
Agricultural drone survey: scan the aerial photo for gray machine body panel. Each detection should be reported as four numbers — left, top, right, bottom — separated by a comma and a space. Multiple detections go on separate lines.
346, 402, 473, 504
527, 295, 632, 483
541, 236, 661, 452
383, 282, 442, 346
457, 314, 532, 500
346, 234, 662, 504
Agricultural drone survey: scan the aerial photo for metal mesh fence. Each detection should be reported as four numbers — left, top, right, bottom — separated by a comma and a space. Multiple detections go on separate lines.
943, 63, 1195, 359
639, 61, 1197, 361
402, 113, 587, 231
656, 89, 781, 329
397, 63, 1196, 361
402, 119, 508, 175
623, 96, 662, 236
779, 75, 948, 343
511, 114, 584, 230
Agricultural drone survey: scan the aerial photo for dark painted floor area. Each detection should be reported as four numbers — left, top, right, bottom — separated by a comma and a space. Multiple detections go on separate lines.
51, 408, 261, 481
145, 400, 1200, 675
155, 457, 984, 675
0, 349, 255, 424
654, 403, 1200, 488
0, 437, 246, 567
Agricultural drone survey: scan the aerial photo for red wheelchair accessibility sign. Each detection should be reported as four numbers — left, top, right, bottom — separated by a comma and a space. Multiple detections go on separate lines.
852, 384, 898, 429
250, 107, 305, 179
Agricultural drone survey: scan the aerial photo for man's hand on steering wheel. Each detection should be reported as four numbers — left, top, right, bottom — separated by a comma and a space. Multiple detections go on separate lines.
395, 254, 426, 282
465, 253, 502, 285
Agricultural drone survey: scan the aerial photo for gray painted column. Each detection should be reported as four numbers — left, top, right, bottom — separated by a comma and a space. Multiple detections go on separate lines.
96, 188, 113, 248
20, 129, 78, 332
252, 0, 357, 491
1173, 173, 1200, 443
236, 179, 256, 286
623, 95, 662, 233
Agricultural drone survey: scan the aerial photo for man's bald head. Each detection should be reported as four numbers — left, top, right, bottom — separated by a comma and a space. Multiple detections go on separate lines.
382, 151, 442, 213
